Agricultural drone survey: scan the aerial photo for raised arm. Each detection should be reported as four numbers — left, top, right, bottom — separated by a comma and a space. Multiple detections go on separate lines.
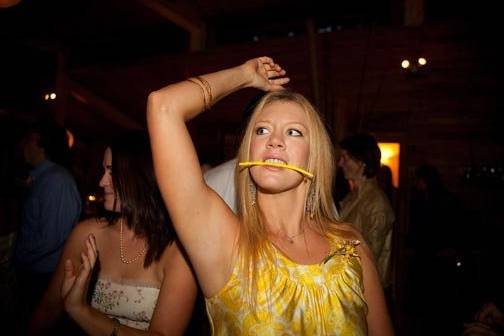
147, 57, 288, 296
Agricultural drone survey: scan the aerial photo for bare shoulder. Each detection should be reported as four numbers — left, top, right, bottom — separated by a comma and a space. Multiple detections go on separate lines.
73, 217, 108, 234
328, 221, 362, 240
68, 217, 109, 242
159, 240, 191, 271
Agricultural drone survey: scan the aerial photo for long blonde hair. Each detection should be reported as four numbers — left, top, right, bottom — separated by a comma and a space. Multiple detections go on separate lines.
235, 90, 339, 302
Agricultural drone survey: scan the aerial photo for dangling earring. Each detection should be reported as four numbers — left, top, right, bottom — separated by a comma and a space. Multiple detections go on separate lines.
306, 187, 316, 218
249, 179, 257, 206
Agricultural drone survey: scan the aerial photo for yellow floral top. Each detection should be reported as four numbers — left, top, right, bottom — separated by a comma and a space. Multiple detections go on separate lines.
205, 237, 368, 335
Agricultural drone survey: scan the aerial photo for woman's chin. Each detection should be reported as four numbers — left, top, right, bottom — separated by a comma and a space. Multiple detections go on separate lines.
257, 179, 304, 195
103, 202, 116, 212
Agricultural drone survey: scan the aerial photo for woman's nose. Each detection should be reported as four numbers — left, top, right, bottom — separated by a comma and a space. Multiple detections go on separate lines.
266, 133, 285, 149
99, 173, 109, 187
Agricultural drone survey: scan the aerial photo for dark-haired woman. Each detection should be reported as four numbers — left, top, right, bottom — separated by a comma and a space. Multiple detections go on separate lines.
29, 132, 197, 336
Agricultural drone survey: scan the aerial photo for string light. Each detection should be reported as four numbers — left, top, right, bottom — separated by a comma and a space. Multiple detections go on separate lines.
44, 92, 57, 101
401, 57, 428, 74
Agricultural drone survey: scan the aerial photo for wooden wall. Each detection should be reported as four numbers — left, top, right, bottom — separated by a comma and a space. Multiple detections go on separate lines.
67, 19, 499, 191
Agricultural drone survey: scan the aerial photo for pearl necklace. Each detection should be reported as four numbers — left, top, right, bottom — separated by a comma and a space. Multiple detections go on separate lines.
119, 219, 147, 264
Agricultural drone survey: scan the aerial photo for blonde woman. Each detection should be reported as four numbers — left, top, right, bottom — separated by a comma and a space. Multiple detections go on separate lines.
147, 57, 393, 335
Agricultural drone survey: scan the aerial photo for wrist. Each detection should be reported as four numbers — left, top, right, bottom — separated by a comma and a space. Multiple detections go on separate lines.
238, 63, 255, 89
65, 301, 91, 321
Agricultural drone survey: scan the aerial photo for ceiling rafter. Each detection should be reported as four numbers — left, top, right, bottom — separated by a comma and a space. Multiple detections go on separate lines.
67, 77, 143, 130
136, 0, 206, 51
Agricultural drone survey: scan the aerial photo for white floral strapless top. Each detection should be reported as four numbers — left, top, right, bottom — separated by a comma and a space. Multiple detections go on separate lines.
91, 277, 160, 330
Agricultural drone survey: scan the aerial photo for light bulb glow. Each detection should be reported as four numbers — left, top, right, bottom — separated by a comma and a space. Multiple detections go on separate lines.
418, 57, 427, 66
66, 129, 74, 148
401, 60, 410, 69
378, 143, 400, 187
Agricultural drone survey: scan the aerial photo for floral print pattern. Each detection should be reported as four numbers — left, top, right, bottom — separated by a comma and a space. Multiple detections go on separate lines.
206, 236, 368, 335
91, 278, 160, 330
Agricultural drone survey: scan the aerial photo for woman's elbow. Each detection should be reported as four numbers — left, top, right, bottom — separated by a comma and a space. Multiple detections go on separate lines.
147, 91, 162, 118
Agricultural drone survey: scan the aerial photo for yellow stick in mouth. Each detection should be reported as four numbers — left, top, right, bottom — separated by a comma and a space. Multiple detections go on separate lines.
238, 161, 314, 179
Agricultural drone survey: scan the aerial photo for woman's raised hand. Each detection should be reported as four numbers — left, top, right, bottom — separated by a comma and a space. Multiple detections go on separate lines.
244, 56, 290, 91
61, 234, 98, 316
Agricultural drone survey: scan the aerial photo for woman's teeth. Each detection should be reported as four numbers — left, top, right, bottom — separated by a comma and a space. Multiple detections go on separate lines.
264, 158, 287, 164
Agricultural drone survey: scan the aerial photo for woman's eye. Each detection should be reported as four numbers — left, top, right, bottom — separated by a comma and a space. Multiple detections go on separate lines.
255, 127, 269, 135
287, 129, 303, 136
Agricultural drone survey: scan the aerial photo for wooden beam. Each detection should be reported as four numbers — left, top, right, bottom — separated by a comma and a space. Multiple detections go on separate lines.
67, 77, 143, 130
306, 19, 322, 112
137, 0, 205, 51
404, 0, 424, 27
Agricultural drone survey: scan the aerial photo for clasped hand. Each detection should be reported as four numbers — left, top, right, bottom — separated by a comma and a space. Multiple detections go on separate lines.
243, 56, 290, 92
61, 234, 98, 317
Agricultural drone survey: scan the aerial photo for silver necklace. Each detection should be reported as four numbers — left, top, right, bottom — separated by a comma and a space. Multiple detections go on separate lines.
272, 226, 306, 244
283, 230, 305, 244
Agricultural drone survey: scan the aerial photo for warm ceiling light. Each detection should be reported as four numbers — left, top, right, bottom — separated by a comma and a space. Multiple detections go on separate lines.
44, 92, 57, 101
88, 195, 96, 202
401, 60, 410, 69
418, 57, 427, 66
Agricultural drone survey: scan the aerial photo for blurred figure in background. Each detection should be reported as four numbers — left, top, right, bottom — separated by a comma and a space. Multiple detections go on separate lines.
204, 92, 265, 213
409, 164, 467, 255
14, 119, 81, 323
377, 164, 397, 206
337, 134, 395, 289
407, 164, 473, 335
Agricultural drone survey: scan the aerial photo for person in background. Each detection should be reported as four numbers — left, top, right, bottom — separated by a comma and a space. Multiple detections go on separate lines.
14, 119, 82, 322
337, 134, 395, 289
29, 131, 197, 335
407, 164, 473, 335
148, 56, 393, 334
377, 164, 396, 206
463, 302, 504, 336
204, 158, 238, 212
204, 93, 264, 213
